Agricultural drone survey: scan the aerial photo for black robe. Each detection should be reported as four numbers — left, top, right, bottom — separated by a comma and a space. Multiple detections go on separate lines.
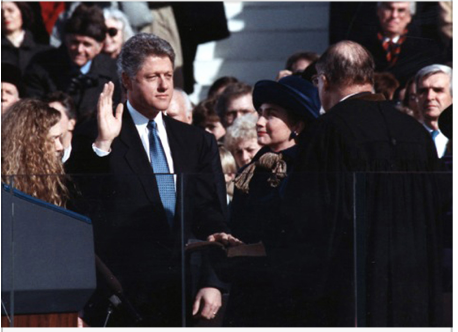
282, 93, 447, 327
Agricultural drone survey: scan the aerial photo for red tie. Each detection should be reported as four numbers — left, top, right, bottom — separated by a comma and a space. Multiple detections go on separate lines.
377, 30, 408, 67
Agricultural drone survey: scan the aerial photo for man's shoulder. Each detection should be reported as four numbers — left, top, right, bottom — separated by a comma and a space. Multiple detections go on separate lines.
164, 115, 218, 148
91, 53, 118, 74
325, 98, 429, 139
25, 46, 68, 75
29, 46, 65, 64
165, 115, 207, 136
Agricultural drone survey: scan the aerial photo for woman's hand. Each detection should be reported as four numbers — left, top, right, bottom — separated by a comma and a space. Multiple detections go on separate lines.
207, 232, 244, 246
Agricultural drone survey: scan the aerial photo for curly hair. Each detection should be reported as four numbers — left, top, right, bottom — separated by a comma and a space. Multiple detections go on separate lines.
1, 99, 69, 207
224, 113, 258, 153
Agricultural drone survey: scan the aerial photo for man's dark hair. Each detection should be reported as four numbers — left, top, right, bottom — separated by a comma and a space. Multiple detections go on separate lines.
43, 91, 77, 121
215, 82, 252, 125
285, 51, 320, 72
374, 72, 400, 100
118, 33, 175, 83
207, 76, 239, 99
316, 40, 375, 87
192, 98, 221, 128
65, 4, 107, 43
1, 62, 24, 97
301, 60, 318, 84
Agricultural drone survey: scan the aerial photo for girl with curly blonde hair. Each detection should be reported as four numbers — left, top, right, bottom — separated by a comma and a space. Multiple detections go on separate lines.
2, 98, 69, 207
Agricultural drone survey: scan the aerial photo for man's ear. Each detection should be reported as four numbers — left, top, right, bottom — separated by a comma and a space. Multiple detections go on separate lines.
405, 13, 412, 26
121, 72, 132, 92
68, 119, 76, 131
322, 75, 331, 91
95, 41, 104, 55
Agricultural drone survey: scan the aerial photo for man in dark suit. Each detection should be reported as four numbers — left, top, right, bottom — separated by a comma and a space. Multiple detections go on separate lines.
67, 33, 233, 327
282, 40, 445, 326
358, 2, 443, 87
23, 4, 121, 123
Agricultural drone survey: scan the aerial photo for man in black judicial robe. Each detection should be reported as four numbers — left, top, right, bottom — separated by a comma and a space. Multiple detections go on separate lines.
282, 40, 447, 327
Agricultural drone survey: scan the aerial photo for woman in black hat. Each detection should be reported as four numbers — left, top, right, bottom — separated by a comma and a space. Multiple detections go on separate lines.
221, 75, 320, 327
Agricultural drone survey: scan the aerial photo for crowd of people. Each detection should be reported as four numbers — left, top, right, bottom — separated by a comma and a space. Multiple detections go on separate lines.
1, 1, 453, 328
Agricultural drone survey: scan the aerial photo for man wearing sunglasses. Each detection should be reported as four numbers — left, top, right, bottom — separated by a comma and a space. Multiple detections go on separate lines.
24, 4, 121, 123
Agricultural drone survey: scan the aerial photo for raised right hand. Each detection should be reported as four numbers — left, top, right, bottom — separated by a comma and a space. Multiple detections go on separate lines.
94, 82, 124, 152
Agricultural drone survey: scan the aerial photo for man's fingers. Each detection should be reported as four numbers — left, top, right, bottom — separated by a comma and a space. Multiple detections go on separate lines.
200, 302, 216, 319
192, 296, 201, 316
115, 103, 124, 120
107, 81, 114, 98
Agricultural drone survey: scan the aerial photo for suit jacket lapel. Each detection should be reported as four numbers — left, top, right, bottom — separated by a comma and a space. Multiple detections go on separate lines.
163, 116, 188, 234
163, 116, 186, 174
119, 108, 164, 208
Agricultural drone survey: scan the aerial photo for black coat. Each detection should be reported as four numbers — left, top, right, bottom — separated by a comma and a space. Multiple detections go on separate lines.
361, 29, 444, 87
23, 45, 121, 122
1, 30, 50, 74
222, 146, 305, 327
66, 110, 229, 326
282, 93, 445, 327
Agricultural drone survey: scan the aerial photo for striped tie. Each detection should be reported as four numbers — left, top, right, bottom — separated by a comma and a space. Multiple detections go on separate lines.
377, 30, 408, 67
147, 120, 176, 227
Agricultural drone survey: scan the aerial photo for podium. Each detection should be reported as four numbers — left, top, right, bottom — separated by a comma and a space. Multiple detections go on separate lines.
1, 185, 96, 327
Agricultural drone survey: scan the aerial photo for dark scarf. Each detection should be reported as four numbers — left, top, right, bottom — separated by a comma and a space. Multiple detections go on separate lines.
234, 152, 287, 194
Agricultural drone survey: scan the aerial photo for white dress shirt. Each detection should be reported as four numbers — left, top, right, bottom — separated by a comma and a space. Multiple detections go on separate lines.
423, 124, 449, 158
92, 101, 176, 186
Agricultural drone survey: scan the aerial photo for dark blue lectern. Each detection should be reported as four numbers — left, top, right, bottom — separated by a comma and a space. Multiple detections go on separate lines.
1, 184, 96, 327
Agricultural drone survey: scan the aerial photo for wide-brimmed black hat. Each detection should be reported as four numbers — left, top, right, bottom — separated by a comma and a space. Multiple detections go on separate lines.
439, 104, 452, 140
253, 75, 320, 121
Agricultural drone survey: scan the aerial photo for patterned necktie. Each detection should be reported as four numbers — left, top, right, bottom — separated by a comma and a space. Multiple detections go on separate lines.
377, 30, 408, 67
147, 120, 176, 227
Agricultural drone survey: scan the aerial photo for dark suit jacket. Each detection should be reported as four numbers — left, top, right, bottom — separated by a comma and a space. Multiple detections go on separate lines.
23, 45, 121, 122
361, 30, 443, 87
67, 109, 229, 326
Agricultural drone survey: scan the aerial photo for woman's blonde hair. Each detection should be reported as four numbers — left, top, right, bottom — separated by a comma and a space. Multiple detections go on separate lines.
2, 99, 69, 207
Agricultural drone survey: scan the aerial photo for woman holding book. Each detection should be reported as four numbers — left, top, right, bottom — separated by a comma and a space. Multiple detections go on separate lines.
222, 75, 320, 327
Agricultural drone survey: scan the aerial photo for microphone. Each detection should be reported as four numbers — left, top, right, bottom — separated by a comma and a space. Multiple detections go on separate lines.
95, 255, 143, 324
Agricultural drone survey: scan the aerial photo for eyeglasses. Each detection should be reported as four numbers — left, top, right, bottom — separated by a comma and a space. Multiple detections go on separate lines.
311, 73, 325, 87
107, 27, 118, 37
